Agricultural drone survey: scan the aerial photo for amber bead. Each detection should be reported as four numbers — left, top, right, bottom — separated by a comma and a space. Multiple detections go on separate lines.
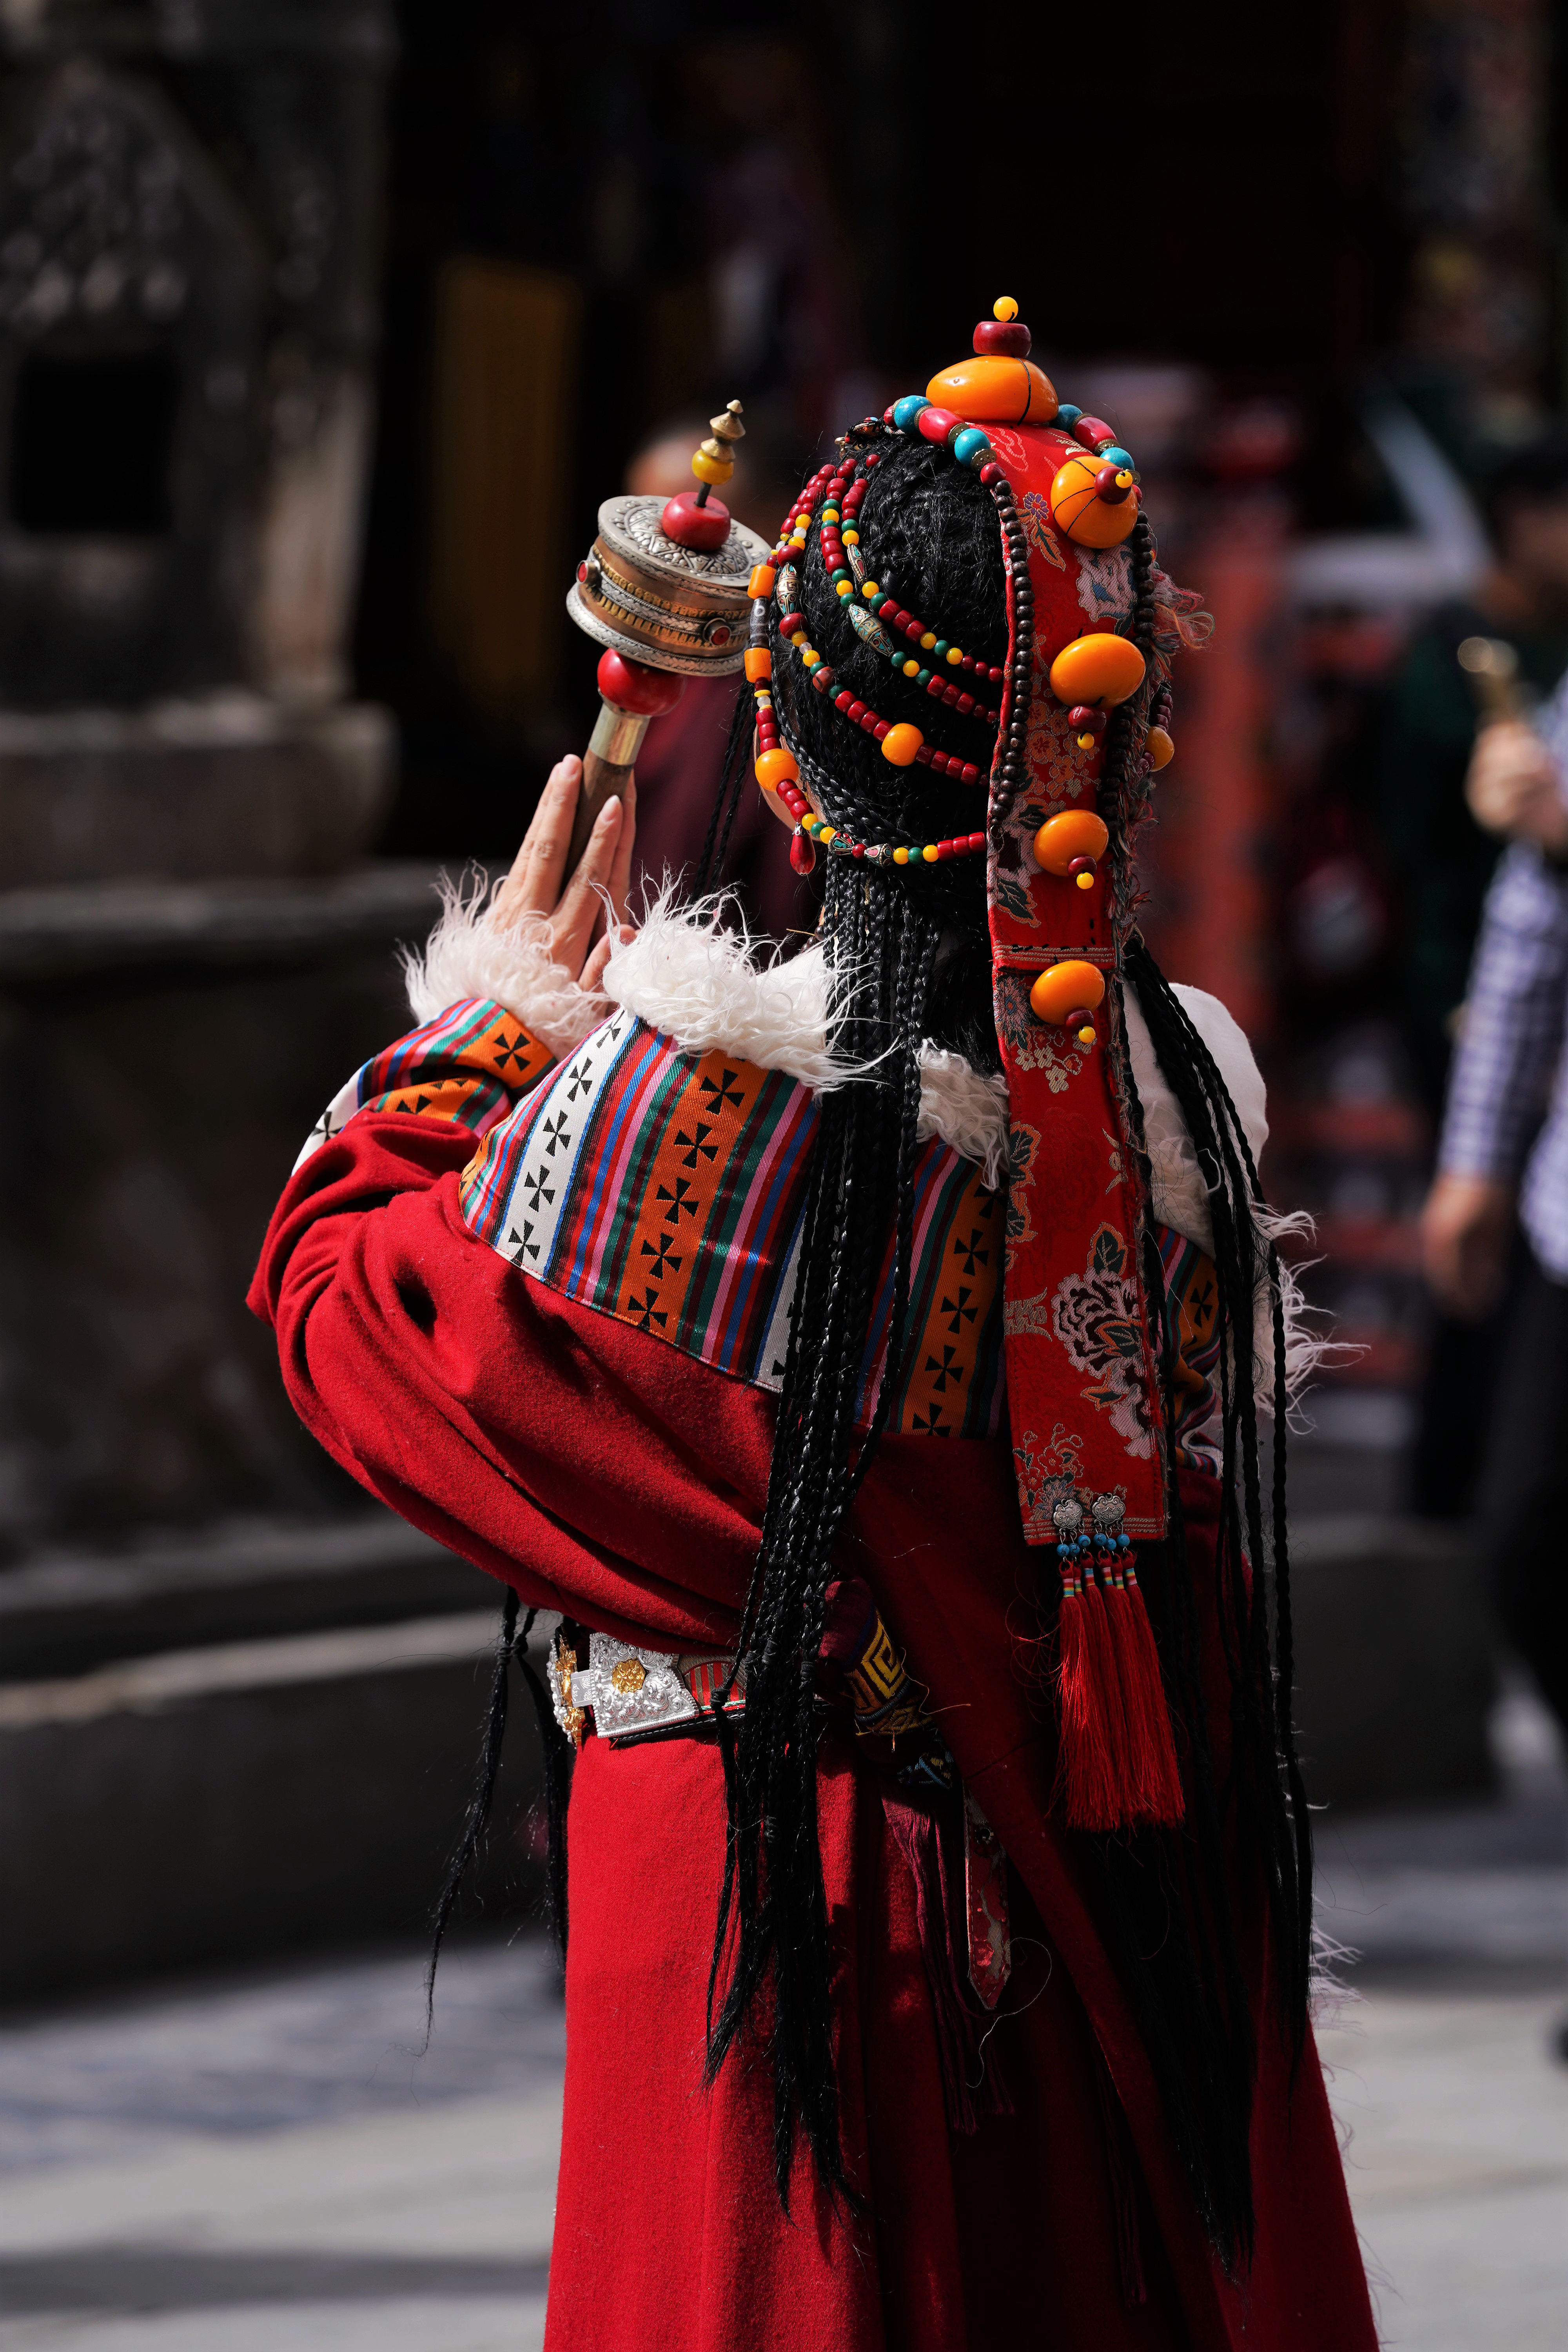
882, 722, 924, 767
748, 564, 777, 599
755, 746, 800, 790
1034, 808, 1110, 877
1029, 958, 1107, 1026
744, 648, 773, 682
1048, 452, 1140, 548
925, 354, 1057, 425
691, 446, 733, 485
1048, 633, 1147, 710
1147, 725, 1175, 770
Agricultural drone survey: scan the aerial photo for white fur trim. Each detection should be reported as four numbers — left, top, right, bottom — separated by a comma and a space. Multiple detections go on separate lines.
402, 871, 607, 1059
602, 893, 1011, 1180
403, 885, 1327, 1401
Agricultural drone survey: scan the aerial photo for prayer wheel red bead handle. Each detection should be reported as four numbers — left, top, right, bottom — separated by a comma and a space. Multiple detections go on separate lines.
571, 650, 686, 864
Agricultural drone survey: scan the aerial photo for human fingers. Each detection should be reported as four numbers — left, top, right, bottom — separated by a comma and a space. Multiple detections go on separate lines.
497, 757, 582, 927
551, 793, 623, 977
606, 772, 637, 927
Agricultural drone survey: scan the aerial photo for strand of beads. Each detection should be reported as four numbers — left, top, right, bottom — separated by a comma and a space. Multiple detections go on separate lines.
744, 560, 987, 873
853, 577, 1003, 722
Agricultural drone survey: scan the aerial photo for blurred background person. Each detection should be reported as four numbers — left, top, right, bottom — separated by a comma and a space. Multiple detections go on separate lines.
1379, 436, 1568, 1515
1420, 685, 1568, 1737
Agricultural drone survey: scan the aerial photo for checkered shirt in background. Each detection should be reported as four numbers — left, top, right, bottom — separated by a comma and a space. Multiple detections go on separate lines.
1438, 673, 1568, 1280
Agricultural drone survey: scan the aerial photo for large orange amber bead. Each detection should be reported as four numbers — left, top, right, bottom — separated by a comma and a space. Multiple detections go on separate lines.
925, 354, 1058, 424
1049, 450, 1141, 548
755, 747, 799, 790
1029, 958, 1107, 1025
1034, 808, 1110, 876
1049, 632, 1147, 710
880, 721, 924, 767
1146, 724, 1175, 770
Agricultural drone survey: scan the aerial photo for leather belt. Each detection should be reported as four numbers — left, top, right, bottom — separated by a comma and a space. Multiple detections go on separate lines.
550, 1629, 744, 1749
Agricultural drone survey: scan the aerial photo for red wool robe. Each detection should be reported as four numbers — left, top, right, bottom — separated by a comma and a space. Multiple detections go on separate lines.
250, 939, 1377, 2352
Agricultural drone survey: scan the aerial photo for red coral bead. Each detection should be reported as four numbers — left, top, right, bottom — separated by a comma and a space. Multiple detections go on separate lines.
968, 832, 987, 851
918, 405, 962, 443
962, 764, 981, 786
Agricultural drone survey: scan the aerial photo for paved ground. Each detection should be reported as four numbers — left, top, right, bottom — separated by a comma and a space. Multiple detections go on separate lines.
2, 1700, 1563, 2350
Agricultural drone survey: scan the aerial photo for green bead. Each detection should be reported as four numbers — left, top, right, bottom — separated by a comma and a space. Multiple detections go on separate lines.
916, 668, 932, 688
933, 641, 950, 661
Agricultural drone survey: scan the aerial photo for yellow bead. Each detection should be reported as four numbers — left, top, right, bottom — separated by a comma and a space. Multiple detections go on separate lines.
819, 826, 837, 843
803, 651, 820, 667
1077, 731, 1098, 750
861, 579, 880, 598
691, 447, 733, 485
894, 846, 911, 865
843, 528, 859, 544
1076, 1024, 1097, 1047
920, 631, 936, 650
835, 577, 853, 597
946, 646, 962, 665
1075, 871, 1096, 890
994, 295, 1019, 322
902, 659, 919, 677
922, 843, 940, 863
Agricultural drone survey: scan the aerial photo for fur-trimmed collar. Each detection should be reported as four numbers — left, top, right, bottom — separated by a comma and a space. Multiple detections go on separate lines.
405, 882, 1011, 1186
402, 879, 1328, 1403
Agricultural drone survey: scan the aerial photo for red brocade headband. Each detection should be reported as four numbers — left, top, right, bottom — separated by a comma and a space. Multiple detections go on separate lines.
745, 301, 1189, 1830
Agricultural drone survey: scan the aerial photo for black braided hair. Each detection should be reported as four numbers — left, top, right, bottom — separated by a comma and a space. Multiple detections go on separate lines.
425, 1593, 574, 2024
700, 431, 1310, 2265
703, 432, 1010, 2206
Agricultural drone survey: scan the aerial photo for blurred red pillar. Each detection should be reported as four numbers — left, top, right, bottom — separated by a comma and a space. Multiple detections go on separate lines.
1142, 502, 1289, 1042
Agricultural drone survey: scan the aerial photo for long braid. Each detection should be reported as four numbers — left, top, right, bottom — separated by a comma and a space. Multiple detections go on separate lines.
693, 431, 1307, 2261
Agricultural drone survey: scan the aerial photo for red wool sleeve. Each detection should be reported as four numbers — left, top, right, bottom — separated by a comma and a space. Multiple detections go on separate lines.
249, 1109, 774, 1651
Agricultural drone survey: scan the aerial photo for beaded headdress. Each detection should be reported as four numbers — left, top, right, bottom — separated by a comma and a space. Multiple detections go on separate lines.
744, 300, 1190, 1833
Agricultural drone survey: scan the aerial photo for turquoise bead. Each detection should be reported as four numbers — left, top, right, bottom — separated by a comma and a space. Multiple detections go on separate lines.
1056, 403, 1083, 428
891, 394, 930, 431
1099, 444, 1135, 471
951, 425, 991, 467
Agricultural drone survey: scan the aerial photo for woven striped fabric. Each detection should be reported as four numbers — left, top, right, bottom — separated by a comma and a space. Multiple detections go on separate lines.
294, 996, 557, 1171
459, 1008, 1007, 1438
1156, 1225, 1223, 1474
299, 992, 1225, 1456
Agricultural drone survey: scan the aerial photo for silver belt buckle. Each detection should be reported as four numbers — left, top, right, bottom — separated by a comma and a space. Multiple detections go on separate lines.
551, 1630, 743, 1746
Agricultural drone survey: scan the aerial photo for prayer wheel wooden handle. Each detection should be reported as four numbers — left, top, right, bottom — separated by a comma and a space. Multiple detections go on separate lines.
568, 743, 638, 867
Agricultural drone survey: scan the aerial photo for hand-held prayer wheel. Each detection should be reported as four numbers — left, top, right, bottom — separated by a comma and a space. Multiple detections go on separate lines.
565, 401, 773, 862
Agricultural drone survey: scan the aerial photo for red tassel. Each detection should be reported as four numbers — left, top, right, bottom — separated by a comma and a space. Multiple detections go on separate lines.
1105, 1552, 1184, 1827
1057, 1592, 1121, 1830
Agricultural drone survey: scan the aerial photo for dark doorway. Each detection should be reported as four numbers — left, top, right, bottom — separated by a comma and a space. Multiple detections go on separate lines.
9, 348, 180, 535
